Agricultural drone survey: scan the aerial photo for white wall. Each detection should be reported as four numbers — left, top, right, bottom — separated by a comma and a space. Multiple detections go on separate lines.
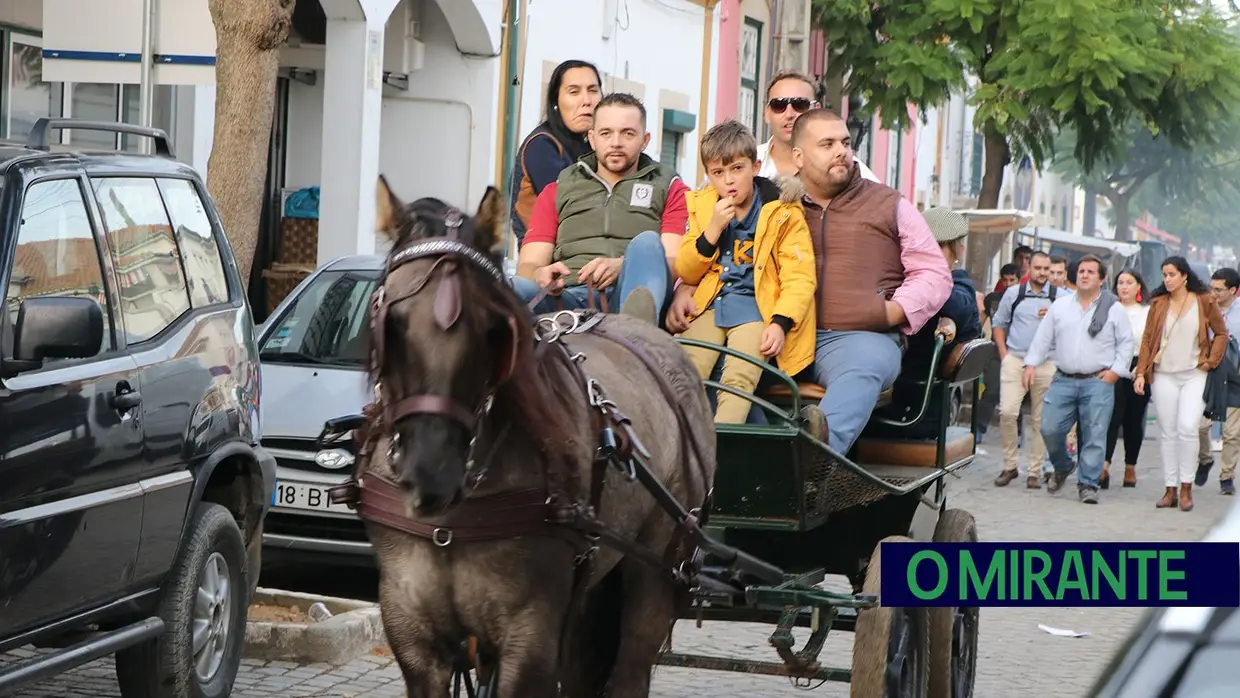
281, 0, 500, 215
518, 0, 711, 184
0, 0, 40, 30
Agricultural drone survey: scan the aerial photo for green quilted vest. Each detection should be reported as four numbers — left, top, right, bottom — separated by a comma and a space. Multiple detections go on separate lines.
553, 153, 677, 284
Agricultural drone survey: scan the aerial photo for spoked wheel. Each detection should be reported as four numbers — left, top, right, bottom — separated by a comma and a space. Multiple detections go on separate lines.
451, 637, 499, 698
928, 510, 979, 698
851, 535, 930, 698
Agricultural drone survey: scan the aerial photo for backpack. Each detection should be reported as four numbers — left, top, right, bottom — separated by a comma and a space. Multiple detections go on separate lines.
1010, 282, 1057, 316
512, 131, 565, 230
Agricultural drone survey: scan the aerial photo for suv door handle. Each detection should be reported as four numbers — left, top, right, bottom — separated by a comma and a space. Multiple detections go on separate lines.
111, 387, 142, 410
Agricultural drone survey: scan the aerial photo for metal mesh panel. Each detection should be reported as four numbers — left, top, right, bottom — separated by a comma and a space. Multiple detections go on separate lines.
800, 441, 916, 516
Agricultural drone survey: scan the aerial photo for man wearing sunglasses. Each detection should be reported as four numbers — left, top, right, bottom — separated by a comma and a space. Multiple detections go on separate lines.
756, 71, 879, 183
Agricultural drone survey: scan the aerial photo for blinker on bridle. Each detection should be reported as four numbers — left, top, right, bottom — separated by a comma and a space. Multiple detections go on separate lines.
370, 206, 519, 467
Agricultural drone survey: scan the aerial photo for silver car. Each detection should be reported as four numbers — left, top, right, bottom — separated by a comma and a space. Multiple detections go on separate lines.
257, 255, 383, 564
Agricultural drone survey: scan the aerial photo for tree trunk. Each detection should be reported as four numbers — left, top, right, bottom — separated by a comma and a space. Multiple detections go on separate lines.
1081, 186, 1096, 236
206, 0, 295, 290
965, 122, 1011, 288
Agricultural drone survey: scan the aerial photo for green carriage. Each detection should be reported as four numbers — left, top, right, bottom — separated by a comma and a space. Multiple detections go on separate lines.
662, 333, 996, 698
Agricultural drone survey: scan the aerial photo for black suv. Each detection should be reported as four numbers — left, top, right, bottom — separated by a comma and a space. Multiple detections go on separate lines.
0, 120, 275, 697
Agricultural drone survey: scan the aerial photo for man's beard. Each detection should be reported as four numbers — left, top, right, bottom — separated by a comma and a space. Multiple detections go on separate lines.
600, 152, 638, 174
820, 168, 849, 196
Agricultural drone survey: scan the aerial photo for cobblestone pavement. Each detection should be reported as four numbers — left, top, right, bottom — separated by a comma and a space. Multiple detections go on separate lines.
5, 436, 1234, 697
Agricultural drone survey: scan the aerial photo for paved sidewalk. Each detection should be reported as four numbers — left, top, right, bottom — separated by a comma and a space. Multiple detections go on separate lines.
4, 442, 1233, 697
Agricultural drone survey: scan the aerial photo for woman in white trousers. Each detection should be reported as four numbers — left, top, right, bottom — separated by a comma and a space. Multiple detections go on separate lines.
1134, 256, 1229, 511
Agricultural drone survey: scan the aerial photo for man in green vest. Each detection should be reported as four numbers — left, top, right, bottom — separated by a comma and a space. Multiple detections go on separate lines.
512, 92, 691, 323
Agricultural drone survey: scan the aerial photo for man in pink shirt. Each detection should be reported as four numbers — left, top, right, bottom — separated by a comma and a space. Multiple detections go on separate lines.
784, 109, 951, 451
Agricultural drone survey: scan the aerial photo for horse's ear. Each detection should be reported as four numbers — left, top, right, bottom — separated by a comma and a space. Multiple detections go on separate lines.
473, 185, 506, 250
375, 175, 403, 241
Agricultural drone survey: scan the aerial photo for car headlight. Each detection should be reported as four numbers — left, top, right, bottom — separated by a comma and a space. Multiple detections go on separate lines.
314, 448, 355, 470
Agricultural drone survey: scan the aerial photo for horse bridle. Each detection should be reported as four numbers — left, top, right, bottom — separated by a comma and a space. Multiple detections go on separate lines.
369, 208, 520, 461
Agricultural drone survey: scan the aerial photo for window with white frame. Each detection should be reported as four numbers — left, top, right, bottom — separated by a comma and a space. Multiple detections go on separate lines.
1, 29, 177, 148
740, 18, 762, 133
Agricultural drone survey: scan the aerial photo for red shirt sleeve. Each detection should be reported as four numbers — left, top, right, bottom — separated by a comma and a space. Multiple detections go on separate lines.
660, 179, 690, 235
522, 182, 560, 246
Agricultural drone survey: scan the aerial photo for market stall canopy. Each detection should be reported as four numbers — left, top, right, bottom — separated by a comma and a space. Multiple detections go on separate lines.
955, 209, 1035, 235
1018, 227, 1142, 258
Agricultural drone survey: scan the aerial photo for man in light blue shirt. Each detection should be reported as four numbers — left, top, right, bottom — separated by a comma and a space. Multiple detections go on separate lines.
990, 252, 1066, 488
1023, 255, 1135, 504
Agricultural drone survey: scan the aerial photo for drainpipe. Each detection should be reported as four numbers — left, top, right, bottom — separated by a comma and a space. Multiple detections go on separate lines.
138, 0, 156, 153
499, 0, 525, 200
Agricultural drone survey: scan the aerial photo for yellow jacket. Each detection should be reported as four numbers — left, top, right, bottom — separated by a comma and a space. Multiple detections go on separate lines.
676, 176, 817, 377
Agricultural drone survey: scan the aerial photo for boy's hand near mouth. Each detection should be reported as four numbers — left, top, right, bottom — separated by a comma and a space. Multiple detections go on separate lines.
705, 195, 736, 245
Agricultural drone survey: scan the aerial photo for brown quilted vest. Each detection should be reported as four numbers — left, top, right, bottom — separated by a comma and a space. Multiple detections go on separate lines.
801, 164, 904, 332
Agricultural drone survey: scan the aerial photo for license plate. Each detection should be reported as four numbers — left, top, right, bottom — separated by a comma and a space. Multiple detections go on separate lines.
272, 481, 352, 514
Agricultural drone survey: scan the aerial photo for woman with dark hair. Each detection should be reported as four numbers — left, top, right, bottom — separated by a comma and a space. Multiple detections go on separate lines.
1134, 256, 1229, 511
1103, 269, 1152, 488
508, 59, 602, 240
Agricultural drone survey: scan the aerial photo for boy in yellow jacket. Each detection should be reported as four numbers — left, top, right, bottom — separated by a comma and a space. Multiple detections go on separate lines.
676, 120, 817, 423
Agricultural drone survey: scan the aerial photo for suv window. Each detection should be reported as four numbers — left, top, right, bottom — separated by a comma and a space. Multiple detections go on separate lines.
92, 177, 192, 344
4, 178, 114, 359
260, 269, 378, 367
156, 178, 229, 308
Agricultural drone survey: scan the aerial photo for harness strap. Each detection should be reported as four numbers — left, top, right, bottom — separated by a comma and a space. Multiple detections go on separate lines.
385, 394, 475, 426
588, 324, 715, 496
350, 477, 578, 543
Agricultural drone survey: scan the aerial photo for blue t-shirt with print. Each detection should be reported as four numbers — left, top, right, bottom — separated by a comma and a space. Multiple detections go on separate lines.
710, 191, 764, 328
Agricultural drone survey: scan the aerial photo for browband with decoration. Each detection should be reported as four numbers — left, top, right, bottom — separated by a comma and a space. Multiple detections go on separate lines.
387, 238, 505, 283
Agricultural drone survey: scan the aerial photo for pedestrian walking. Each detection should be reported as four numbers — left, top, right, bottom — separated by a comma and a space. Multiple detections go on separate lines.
1134, 257, 1230, 512
991, 251, 1060, 488
1104, 269, 1152, 488
1023, 255, 1134, 504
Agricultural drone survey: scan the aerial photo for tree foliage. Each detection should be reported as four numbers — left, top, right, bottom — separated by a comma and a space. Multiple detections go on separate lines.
816, 0, 1240, 175
1127, 161, 1240, 252
1051, 123, 1201, 239
813, 0, 1240, 280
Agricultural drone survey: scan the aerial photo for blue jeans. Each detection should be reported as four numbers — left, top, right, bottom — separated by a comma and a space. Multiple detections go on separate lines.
808, 329, 903, 454
510, 231, 670, 316
1040, 374, 1115, 488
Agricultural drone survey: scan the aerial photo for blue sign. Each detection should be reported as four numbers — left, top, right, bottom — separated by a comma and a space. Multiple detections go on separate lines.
880, 542, 1240, 607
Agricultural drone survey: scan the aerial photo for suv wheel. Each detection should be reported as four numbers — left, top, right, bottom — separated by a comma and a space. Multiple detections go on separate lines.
115, 503, 249, 698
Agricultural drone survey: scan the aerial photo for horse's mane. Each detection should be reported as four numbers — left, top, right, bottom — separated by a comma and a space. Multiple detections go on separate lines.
372, 197, 582, 469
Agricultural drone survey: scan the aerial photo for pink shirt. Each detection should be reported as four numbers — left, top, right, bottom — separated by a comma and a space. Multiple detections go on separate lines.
891, 199, 953, 335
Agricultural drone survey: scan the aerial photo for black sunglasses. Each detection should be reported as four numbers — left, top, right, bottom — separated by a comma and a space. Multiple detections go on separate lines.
767, 97, 816, 114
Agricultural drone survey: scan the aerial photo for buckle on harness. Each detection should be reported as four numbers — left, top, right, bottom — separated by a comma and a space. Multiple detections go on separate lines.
432, 527, 453, 547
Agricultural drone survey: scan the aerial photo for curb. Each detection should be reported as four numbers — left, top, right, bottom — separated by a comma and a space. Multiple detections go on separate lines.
244, 587, 385, 665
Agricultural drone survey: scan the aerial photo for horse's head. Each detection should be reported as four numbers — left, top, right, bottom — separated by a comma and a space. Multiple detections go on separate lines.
370, 176, 521, 516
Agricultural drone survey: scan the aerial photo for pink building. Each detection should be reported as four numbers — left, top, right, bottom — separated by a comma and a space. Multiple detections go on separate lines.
712, 21, 920, 200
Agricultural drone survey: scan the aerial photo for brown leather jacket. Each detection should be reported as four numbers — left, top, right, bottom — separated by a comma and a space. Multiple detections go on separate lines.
1135, 291, 1229, 384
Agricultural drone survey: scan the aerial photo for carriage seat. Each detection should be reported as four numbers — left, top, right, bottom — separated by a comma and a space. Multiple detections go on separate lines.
939, 338, 996, 384
854, 426, 975, 468
760, 382, 894, 408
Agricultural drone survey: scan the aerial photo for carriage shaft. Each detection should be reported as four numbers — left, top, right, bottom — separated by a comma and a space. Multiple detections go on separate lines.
658, 652, 851, 683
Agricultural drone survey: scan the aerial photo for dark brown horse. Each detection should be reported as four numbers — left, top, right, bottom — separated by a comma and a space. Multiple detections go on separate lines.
351, 178, 716, 697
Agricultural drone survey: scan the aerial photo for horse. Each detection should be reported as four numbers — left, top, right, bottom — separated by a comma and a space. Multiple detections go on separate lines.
338, 177, 717, 697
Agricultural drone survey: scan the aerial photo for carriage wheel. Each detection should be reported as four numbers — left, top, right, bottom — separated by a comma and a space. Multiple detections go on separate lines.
850, 535, 930, 698
928, 510, 979, 698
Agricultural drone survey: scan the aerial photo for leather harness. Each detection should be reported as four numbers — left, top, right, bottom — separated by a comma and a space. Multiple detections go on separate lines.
325, 210, 714, 589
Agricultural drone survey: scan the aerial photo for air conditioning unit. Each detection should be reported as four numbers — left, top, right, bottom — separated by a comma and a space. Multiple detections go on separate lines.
385, 0, 425, 74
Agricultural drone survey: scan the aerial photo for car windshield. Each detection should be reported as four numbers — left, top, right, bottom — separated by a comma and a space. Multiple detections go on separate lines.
259, 269, 379, 367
